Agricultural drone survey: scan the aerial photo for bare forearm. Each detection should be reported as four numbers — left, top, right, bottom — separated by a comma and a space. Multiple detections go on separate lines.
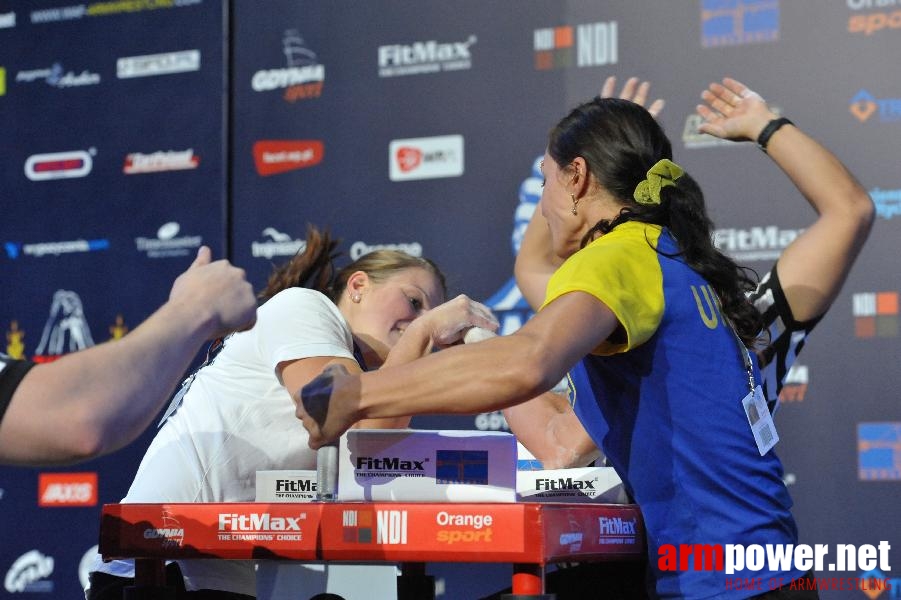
3, 299, 216, 464
763, 124, 874, 319
347, 318, 443, 431
765, 125, 874, 226
298, 292, 618, 449
351, 294, 615, 424
504, 392, 600, 469
357, 333, 553, 421
514, 209, 560, 310
545, 410, 601, 468
380, 318, 435, 369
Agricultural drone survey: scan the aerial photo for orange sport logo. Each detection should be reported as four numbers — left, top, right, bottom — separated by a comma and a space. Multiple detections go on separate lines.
848, 8, 901, 36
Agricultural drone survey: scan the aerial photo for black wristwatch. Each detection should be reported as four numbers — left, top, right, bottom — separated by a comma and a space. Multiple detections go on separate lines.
757, 117, 793, 153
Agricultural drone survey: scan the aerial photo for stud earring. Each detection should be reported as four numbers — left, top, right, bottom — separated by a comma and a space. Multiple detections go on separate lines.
351, 293, 361, 303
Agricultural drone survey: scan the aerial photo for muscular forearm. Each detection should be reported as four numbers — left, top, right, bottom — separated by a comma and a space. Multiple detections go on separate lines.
379, 318, 436, 369
300, 290, 619, 449
356, 332, 555, 421
504, 392, 600, 469
514, 208, 561, 311
1, 298, 217, 465
763, 123, 875, 320
350, 320, 437, 431
765, 125, 874, 226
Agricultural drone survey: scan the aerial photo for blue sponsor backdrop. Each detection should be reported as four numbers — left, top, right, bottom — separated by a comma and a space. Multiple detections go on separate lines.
1, 1, 899, 598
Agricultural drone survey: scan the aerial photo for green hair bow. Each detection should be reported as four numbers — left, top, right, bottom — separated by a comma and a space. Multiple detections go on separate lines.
633, 159, 684, 206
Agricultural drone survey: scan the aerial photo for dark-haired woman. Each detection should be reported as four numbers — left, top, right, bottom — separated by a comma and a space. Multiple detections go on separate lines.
85, 226, 498, 599
296, 79, 839, 598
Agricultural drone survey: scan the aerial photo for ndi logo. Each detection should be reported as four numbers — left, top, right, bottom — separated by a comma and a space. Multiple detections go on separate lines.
533, 21, 617, 70
342, 509, 408, 544
376, 510, 408, 544
852, 292, 899, 338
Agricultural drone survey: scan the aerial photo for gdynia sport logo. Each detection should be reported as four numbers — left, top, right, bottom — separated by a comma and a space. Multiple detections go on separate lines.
658, 541, 893, 593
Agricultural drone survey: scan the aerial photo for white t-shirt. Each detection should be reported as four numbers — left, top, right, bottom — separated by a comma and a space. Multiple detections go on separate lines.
89, 288, 355, 596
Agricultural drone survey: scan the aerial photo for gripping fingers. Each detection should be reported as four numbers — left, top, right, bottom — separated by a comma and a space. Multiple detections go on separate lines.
471, 301, 499, 330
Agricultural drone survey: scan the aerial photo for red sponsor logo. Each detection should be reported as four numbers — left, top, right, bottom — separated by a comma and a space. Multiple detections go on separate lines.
253, 140, 324, 176
38, 472, 97, 507
123, 149, 200, 174
395, 147, 422, 173
24, 150, 93, 181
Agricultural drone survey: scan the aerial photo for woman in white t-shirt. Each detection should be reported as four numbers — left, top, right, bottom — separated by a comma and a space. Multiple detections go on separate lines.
86, 225, 498, 600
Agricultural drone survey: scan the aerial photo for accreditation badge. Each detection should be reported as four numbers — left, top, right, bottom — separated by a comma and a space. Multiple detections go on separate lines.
742, 384, 779, 455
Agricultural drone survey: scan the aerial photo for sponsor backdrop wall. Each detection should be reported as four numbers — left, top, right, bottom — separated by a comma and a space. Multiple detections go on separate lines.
1, 1, 899, 598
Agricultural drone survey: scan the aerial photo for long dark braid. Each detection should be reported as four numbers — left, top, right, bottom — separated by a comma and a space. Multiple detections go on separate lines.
549, 98, 763, 347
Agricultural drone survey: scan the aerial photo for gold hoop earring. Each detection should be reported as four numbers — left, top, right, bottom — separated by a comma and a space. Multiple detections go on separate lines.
570, 194, 579, 216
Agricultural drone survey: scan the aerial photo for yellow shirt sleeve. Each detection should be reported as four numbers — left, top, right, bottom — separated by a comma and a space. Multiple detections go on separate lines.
540, 222, 665, 355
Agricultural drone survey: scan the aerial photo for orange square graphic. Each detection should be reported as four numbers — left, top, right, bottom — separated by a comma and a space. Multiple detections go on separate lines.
358, 511, 372, 527
876, 292, 899, 315
554, 26, 573, 48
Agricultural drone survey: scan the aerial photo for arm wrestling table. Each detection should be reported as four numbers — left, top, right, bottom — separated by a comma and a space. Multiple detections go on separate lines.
99, 501, 645, 599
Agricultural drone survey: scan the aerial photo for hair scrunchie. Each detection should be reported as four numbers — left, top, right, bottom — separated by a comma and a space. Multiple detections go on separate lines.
633, 159, 684, 206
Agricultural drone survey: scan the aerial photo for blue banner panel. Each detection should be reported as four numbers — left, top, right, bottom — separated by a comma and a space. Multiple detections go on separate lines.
0, 1, 898, 598
0, 1, 226, 597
